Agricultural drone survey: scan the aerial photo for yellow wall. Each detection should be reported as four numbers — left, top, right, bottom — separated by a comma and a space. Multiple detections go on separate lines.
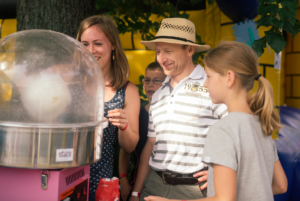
284, 8, 300, 109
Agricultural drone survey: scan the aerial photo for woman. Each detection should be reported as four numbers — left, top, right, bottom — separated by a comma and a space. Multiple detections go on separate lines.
76, 16, 140, 201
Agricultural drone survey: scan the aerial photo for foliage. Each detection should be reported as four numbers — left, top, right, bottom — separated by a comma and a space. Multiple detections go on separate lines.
136, 75, 149, 106
252, 0, 300, 56
95, 0, 214, 100
96, 0, 208, 41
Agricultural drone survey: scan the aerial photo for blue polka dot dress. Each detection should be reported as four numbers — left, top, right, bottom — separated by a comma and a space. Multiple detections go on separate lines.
89, 83, 126, 196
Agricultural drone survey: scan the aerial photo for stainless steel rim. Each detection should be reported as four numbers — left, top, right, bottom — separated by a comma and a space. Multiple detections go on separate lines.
0, 118, 108, 129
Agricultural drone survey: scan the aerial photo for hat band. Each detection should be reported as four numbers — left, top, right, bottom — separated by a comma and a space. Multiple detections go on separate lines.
154, 36, 195, 44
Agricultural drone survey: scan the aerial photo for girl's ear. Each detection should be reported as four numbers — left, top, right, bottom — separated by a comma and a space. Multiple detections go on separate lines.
227, 70, 235, 88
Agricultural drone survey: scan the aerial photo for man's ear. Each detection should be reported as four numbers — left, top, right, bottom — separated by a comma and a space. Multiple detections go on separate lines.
187, 45, 196, 57
227, 70, 235, 88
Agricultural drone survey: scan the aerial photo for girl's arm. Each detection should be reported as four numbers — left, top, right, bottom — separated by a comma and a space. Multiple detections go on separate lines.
144, 164, 237, 201
272, 160, 288, 195
108, 82, 140, 153
119, 148, 132, 201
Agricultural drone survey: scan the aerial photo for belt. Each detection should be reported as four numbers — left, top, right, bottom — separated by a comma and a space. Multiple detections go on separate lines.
156, 171, 199, 185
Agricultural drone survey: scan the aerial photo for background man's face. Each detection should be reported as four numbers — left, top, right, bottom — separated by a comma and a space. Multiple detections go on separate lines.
155, 42, 189, 77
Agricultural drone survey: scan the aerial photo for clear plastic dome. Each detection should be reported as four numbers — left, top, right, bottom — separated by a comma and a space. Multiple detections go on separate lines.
0, 30, 106, 169
0, 30, 104, 125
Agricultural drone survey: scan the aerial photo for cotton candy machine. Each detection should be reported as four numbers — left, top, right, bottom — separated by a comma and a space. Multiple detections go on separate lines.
0, 30, 108, 201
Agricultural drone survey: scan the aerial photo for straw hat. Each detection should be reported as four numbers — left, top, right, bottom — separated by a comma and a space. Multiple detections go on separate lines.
140, 18, 210, 53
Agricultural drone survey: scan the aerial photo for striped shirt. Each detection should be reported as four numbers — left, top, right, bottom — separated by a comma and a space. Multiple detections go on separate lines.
148, 65, 228, 174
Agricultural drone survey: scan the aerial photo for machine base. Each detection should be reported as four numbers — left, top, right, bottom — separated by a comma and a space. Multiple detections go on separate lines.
0, 165, 90, 201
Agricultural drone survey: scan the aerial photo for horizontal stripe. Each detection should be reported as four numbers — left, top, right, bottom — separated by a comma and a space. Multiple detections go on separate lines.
154, 140, 204, 148
155, 120, 210, 129
148, 128, 155, 132
151, 157, 200, 167
178, 93, 211, 100
151, 102, 168, 113
175, 101, 212, 110
154, 150, 203, 158
219, 109, 228, 118
156, 130, 207, 138
151, 95, 169, 106
213, 104, 221, 112
152, 110, 167, 119
173, 110, 219, 120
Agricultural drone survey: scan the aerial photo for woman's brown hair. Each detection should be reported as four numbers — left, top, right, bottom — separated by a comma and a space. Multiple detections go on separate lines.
203, 41, 281, 135
76, 16, 129, 90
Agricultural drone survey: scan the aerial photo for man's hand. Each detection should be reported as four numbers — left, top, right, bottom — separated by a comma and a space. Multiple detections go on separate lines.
193, 169, 208, 190
129, 195, 140, 201
120, 178, 132, 201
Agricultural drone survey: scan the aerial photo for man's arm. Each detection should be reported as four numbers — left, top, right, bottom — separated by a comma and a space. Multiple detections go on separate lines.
129, 137, 156, 201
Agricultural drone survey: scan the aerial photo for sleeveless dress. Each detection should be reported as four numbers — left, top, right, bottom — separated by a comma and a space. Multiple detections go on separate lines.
89, 84, 126, 195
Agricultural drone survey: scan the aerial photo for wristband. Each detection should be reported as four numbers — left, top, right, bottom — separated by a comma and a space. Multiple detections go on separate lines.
131, 191, 141, 197
119, 173, 127, 179
120, 122, 128, 130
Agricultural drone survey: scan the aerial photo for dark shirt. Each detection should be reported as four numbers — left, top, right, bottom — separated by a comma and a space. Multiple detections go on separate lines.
130, 106, 149, 185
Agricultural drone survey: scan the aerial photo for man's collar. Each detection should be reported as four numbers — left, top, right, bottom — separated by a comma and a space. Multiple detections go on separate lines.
188, 64, 204, 80
161, 65, 204, 89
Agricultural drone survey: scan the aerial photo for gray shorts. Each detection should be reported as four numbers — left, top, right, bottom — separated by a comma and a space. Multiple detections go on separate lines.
140, 170, 206, 201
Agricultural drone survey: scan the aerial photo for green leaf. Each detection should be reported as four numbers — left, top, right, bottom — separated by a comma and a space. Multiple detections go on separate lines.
178, 12, 189, 19
139, 75, 144, 83
256, 15, 272, 29
252, 37, 266, 57
196, 34, 204, 44
191, 0, 199, 6
292, 20, 300, 38
265, 30, 286, 53
281, 0, 298, 15
207, 0, 214, 5
270, 17, 284, 28
278, 8, 297, 25
259, 0, 275, 4
151, 5, 161, 14
283, 21, 297, 37
257, 4, 278, 16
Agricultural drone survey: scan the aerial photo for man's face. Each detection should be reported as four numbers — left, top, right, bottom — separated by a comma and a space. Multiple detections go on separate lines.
155, 42, 189, 77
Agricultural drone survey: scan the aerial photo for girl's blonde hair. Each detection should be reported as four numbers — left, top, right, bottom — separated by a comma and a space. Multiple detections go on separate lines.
76, 16, 129, 90
203, 41, 281, 135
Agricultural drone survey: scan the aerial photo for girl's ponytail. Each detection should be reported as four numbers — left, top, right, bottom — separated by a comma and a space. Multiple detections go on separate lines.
204, 41, 282, 136
248, 76, 282, 135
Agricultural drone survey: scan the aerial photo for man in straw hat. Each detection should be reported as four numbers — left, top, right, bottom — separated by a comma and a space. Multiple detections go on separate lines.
129, 18, 227, 201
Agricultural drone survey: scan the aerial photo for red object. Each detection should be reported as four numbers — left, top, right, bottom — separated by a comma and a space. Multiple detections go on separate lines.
77, 192, 81, 199
131, 191, 141, 197
119, 173, 127, 179
95, 178, 120, 201
82, 188, 87, 196
120, 122, 128, 130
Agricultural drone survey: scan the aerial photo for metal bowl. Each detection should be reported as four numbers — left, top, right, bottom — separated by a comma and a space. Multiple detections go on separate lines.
0, 119, 107, 169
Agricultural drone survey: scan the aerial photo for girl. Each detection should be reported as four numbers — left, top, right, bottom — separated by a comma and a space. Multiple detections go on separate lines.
76, 16, 140, 201
145, 41, 287, 201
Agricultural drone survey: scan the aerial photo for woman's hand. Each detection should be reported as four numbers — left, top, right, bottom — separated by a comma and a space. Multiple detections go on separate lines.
120, 177, 132, 201
107, 109, 128, 130
144, 196, 172, 201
